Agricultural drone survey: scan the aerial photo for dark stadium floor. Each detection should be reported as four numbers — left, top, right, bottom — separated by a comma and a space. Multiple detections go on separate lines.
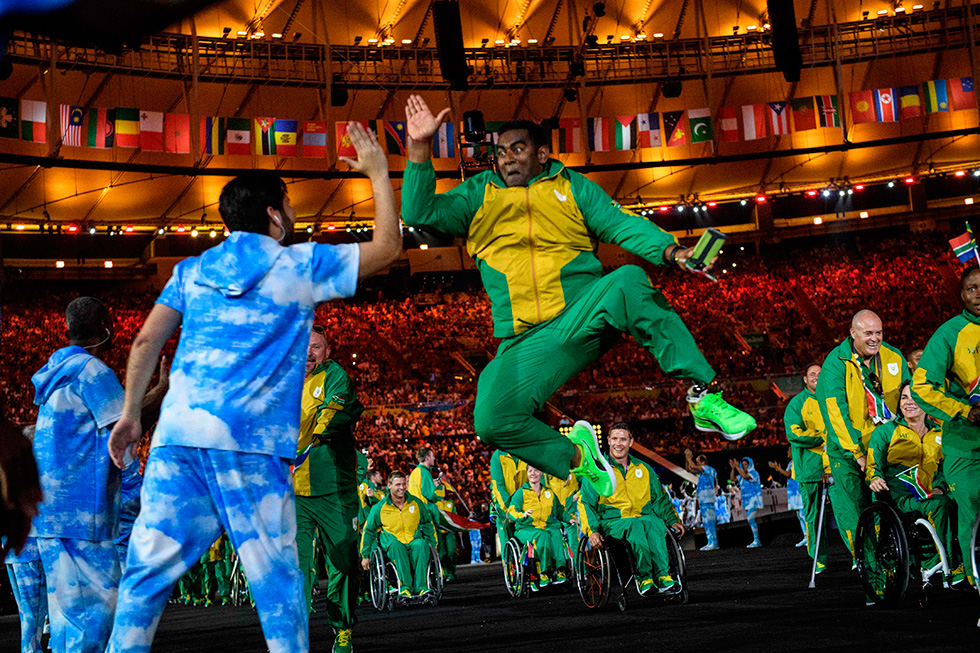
4, 527, 979, 652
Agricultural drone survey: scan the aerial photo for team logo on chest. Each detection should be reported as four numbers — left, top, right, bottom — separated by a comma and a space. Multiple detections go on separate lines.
635, 468, 643, 479
409, 505, 415, 514
313, 386, 323, 398
887, 362, 900, 376
544, 491, 552, 499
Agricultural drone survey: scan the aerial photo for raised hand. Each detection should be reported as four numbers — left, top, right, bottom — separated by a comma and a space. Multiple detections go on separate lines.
108, 416, 143, 469
405, 94, 451, 142
339, 122, 388, 179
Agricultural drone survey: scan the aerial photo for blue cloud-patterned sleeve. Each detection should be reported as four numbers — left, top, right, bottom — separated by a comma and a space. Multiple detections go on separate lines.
311, 243, 359, 303
79, 359, 125, 430
156, 259, 187, 314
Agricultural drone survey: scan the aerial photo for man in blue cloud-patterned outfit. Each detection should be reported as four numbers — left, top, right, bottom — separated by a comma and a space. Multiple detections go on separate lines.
105, 124, 401, 653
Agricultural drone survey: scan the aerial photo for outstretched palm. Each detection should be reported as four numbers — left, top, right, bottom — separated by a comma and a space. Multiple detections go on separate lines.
406, 94, 451, 142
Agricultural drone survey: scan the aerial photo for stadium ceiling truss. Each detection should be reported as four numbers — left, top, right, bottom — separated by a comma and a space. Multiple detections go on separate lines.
5, 6, 980, 90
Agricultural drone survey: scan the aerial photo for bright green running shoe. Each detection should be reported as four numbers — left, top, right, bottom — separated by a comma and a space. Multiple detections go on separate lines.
567, 420, 617, 497
688, 390, 757, 441
656, 575, 678, 593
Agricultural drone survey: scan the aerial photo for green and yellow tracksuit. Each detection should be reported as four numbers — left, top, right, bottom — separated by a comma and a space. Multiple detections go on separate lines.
912, 309, 980, 583
783, 387, 831, 565
409, 463, 457, 581
506, 482, 570, 581
293, 360, 365, 628
546, 473, 581, 562
490, 450, 528, 553
578, 456, 680, 586
358, 478, 383, 531
817, 338, 909, 558
866, 417, 958, 570
360, 493, 437, 595
403, 158, 715, 479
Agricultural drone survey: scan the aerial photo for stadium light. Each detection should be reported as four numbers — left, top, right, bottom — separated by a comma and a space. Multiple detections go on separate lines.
191, 228, 199, 237
813, 217, 823, 225
707, 201, 717, 207
420, 243, 429, 250
89, 226, 97, 235
124, 226, 134, 233
854, 184, 864, 190
55, 260, 64, 268
740, 199, 748, 206
67, 224, 78, 233
210, 229, 217, 238
955, 170, 966, 177
104, 261, 113, 268
887, 180, 896, 188
157, 227, 165, 235
176, 226, 186, 233
904, 176, 915, 184
860, 211, 869, 218
822, 189, 831, 197
806, 190, 818, 197
755, 195, 767, 203
659, 206, 669, 212
14, 224, 24, 230
967, 198, 975, 205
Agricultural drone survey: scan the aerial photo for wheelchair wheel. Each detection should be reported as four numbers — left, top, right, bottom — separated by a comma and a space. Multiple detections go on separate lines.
664, 529, 689, 605
369, 548, 391, 612
856, 501, 910, 605
576, 536, 611, 610
427, 543, 444, 605
502, 538, 526, 598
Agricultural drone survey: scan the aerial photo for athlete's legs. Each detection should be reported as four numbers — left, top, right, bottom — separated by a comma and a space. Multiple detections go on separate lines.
827, 455, 870, 560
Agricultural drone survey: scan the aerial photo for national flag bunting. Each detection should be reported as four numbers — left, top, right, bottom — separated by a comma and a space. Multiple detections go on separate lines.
790, 97, 816, 131
688, 108, 713, 143
849, 91, 876, 124
21, 100, 46, 143
767, 101, 790, 135
225, 117, 251, 155
815, 95, 839, 127
164, 113, 191, 153
949, 230, 978, 264
897, 86, 922, 120
614, 115, 637, 151
431, 122, 455, 158
255, 117, 277, 155
200, 117, 225, 155
554, 118, 582, 153
948, 77, 975, 111
301, 120, 327, 158
114, 107, 140, 148
741, 104, 766, 140
335, 121, 370, 158
87, 107, 115, 148
718, 107, 738, 142
587, 117, 611, 151
896, 466, 931, 502
636, 112, 661, 148
0, 97, 18, 139
380, 120, 407, 156
663, 110, 687, 146
140, 110, 164, 151
60, 104, 84, 146
873, 88, 898, 122
274, 119, 298, 156
969, 376, 980, 405
922, 80, 949, 113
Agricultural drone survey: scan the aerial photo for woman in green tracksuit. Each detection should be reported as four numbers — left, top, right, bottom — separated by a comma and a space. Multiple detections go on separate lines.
507, 466, 570, 590
866, 384, 964, 585
912, 266, 980, 584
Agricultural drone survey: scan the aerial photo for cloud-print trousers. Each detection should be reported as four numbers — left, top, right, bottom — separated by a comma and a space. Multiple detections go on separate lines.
6, 557, 49, 653
108, 445, 308, 653
36, 537, 120, 653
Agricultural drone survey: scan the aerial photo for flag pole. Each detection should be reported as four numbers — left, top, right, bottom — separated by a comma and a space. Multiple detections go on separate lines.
970, 221, 980, 268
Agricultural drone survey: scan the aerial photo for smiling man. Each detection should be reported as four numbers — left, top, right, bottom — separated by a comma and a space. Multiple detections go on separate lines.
817, 309, 909, 562
912, 266, 980, 585
400, 96, 755, 499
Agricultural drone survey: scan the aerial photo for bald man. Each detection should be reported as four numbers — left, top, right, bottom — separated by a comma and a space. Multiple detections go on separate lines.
816, 310, 909, 561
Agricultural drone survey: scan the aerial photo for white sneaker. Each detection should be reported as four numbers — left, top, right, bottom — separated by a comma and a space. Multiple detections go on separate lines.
746, 540, 762, 549
700, 543, 719, 551
795, 538, 807, 548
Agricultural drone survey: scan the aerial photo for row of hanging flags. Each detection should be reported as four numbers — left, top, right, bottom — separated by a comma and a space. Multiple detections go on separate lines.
0, 77, 974, 158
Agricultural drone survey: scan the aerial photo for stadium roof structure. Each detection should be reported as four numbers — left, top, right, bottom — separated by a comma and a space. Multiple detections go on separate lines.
0, 0, 977, 248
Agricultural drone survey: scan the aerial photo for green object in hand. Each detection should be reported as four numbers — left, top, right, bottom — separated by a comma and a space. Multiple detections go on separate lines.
688, 228, 727, 271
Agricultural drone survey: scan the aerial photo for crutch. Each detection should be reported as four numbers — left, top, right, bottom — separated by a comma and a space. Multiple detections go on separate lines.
809, 478, 832, 589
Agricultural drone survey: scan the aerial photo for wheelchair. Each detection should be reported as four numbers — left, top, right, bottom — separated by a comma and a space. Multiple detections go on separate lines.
501, 527, 576, 598
855, 499, 954, 607
575, 527, 687, 611
367, 542, 443, 611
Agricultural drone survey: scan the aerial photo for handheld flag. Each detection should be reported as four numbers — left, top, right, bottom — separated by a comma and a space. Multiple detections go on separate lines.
435, 507, 488, 533
949, 228, 979, 265
895, 466, 931, 502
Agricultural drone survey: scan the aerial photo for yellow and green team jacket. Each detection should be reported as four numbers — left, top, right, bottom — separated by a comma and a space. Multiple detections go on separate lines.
408, 463, 440, 504
490, 450, 528, 518
912, 310, 980, 458
577, 456, 679, 536
401, 158, 678, 338
293, 360, 365, 497
359, 492, 436, 557
817, 338, 909, 461
866, 417, 945, 494
783, 388, 831, 483
545, 474, 580, 517
506, 482, 565, 531
358, 477, 384, 527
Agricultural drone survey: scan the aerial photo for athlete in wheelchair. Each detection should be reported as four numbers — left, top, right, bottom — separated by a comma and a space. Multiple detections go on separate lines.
501, 464, 575, 596
857, 384, 967, 605
359, 471, 443, 610
575, 423, 688, 610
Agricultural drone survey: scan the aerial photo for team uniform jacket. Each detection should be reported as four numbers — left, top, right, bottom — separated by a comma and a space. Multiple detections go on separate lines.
490, 451, 528, 518
866, 418, 945, 493
408, 463, 440, 504
818, 338, 909, 461
401, 158, 678, 338
507, 483, 565, 530
292, 360, 364, 498
577, 456, 679, 536
359, 492, 436, 556
783, 388, 831, 482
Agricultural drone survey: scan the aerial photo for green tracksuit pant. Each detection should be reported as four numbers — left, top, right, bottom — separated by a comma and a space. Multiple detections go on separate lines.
438, 530, 458, 581
178, 557, 206, 604
945, 454, 980, 584
603, 516, 670, 582
514, 525, 566, 576
799, 481, 828, 565
893, 492, 959, 570
472, 265, 716, 479
296, 492, 360, 629
214, 539, 234, 602
827, 454, 870, 559
380, 532, 432, 594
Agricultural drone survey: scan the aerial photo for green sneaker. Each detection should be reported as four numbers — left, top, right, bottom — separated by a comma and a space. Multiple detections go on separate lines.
639, 578, 656, 595
815, 561, 827, 575
948, 564, 968, 588
656, 575, 678, 593
539, 572, 550, 588
554, 570, 568, 585
567, 420, 617, 497
688, 390, 757, 441
332, 628, 353, 653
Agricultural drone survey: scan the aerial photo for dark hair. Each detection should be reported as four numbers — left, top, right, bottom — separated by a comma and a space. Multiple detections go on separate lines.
803, 362, 821, 376
66, 297, 107, 342
609, 422, 631, 435
218, 171, 287, 234
498, 120, 549, 150
960, 265, 980, 286
416, 446, 433, 463
897, 380, 915, 420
